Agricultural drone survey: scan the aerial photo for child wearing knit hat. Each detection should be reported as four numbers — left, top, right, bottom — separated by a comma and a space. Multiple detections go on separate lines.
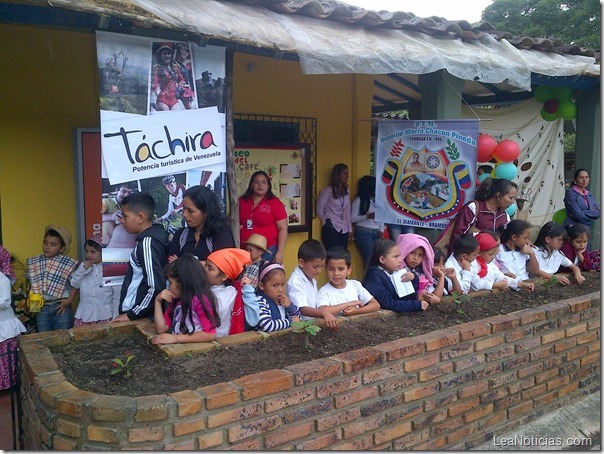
205, 248, 251, 337
470, 231, 534, 292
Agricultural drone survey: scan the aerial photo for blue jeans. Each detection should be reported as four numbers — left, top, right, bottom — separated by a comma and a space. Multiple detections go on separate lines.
354, 226, 380, 269
387, 224, 415, 241
263, 244, 277, 262
36, 302, 74, 332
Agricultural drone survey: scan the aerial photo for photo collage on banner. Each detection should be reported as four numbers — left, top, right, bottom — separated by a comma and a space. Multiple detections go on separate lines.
375, 120, 479, 230
95, 32, 227, 284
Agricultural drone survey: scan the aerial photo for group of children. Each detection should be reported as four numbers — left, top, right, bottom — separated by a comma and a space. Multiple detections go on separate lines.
2, 190, 597, 350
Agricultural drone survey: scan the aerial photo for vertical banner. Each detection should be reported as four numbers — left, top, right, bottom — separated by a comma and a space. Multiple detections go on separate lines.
375, 120, 479, 229
95, 32, 227, 284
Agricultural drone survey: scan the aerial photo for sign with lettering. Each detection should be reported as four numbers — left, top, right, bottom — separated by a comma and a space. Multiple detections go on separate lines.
375, 120, 479, 229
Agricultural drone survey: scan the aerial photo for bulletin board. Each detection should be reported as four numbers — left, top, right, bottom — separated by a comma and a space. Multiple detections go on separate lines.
234, 145, 312, 233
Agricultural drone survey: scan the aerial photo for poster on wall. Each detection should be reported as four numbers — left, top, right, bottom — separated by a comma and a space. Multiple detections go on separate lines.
91, 32, 227, 284
76, 130, 228, 285
234, 145, 312, 233
375, 120, 479, 229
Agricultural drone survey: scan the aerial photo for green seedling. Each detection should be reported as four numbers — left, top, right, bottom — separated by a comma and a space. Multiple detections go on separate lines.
111, 354, 135, 377
292, 320, 321, 348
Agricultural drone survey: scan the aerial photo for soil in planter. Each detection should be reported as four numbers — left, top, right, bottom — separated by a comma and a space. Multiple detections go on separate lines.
51, 272, 600, 397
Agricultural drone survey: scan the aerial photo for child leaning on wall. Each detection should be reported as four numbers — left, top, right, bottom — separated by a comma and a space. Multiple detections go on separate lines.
26, 225, 78, 332
205, 248, 252, 337
153, 254, 219, 344
112, 192, 169, 322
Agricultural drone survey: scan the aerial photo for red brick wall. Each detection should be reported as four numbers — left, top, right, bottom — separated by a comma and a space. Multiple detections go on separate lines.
19, 292, 600, 450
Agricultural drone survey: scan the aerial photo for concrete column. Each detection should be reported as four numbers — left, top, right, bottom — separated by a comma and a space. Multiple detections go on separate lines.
416, 70, 464, 243
419, 70, 464, 120
575, 86, 601, 249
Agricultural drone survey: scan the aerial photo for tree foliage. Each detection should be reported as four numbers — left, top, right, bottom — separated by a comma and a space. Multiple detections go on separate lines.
481, 0, 600, 50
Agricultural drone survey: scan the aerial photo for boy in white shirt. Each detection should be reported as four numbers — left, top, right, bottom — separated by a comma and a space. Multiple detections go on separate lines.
316, 246, 380, 318
286, 240, 334, 327
444, 233, 480, 294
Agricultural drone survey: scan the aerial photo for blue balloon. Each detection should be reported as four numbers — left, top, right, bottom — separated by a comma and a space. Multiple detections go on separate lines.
478, 173, 490, 183
506, 202, 517, 217
495, 162, 518, 180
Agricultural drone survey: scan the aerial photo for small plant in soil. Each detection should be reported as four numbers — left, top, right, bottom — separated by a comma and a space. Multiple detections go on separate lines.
111, 353, 135, 378
291, 320, 321, 349
539, 275, 559, 297
451, 291, 469, 305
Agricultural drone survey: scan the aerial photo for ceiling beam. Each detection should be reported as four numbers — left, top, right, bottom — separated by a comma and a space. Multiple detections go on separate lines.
374, 81, 415, 102
386, 73, 421, 95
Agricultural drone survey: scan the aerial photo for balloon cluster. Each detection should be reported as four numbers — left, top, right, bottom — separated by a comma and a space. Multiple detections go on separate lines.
477, 134, 520, 182
533, 85, 576, 121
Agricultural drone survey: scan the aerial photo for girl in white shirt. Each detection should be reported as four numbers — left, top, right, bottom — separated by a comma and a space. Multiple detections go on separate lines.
532, 222, 585, 286
496, 220, 539, 282
72, 235, 117, 327
471, 232, 534, 292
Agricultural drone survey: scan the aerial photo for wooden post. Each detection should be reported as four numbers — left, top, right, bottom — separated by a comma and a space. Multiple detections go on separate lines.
225, 48, 240, 246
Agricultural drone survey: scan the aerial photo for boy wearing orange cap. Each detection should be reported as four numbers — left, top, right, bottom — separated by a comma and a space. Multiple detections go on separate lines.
205, 248, 251, 336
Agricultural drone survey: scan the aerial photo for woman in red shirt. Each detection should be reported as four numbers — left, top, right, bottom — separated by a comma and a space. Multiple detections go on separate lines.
239, 171, 288, 264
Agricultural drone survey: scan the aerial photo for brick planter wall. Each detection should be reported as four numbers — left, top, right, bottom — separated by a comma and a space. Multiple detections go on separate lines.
19, 292, 600, 450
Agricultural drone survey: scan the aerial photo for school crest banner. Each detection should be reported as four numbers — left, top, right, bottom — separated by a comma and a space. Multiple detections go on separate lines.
375, 120, 479, 229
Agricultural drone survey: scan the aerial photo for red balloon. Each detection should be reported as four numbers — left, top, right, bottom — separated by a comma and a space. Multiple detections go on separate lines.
543, 99, 559, 114
477, 134, 497, 162
494, 139, 521, 163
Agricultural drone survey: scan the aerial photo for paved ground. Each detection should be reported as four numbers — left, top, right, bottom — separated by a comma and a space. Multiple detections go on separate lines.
473, 391, 601, 451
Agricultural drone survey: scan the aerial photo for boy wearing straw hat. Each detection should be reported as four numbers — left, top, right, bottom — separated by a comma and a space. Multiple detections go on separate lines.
242, 233, 270, 287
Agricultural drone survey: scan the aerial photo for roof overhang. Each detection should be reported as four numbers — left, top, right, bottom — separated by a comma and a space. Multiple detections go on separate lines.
1, 0, 599, 112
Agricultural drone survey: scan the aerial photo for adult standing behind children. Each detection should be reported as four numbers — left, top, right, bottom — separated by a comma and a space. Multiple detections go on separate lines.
563, 169, 600, 228
168, 185, 235, 263
317, 163, 353, 251
448, 178, 517, 253
239, 171, 288, 264
112, 193, 169, 321
352, 175, 384, 269
26, 225, 78, 331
